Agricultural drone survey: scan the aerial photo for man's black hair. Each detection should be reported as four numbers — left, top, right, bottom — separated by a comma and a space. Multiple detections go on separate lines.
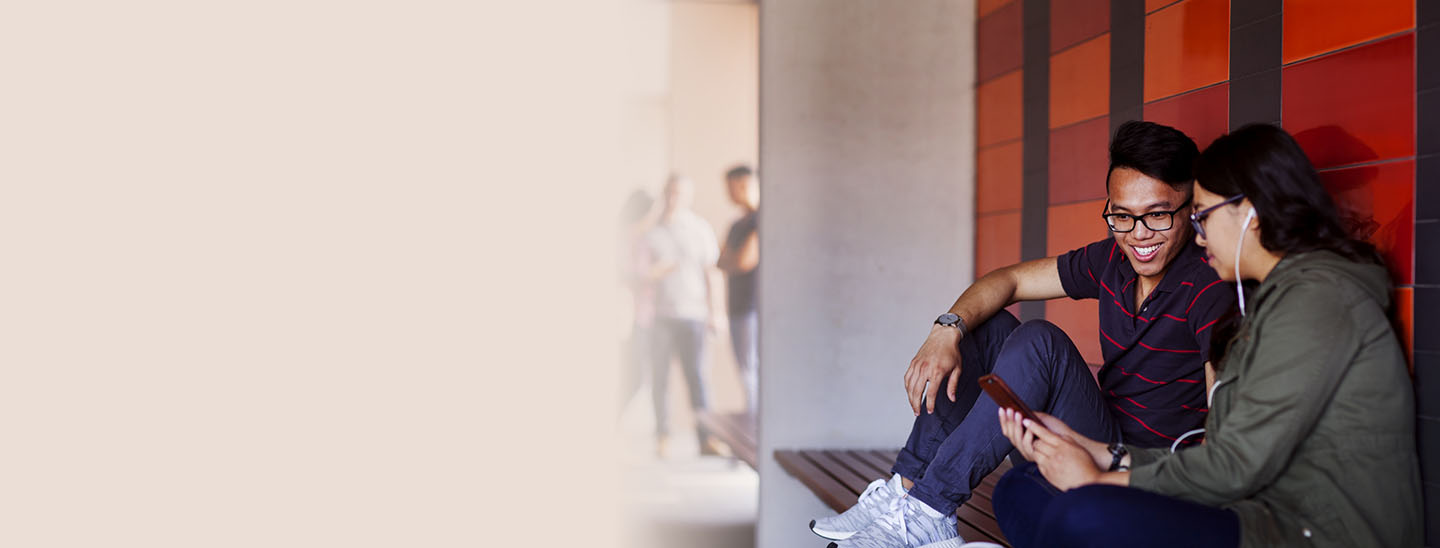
1107, 120, 1199, 191
725, 164, 754, 182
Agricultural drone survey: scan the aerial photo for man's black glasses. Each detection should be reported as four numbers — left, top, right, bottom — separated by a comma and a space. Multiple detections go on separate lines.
1188, 193, 1245, 240
1101, 197, 1193, 233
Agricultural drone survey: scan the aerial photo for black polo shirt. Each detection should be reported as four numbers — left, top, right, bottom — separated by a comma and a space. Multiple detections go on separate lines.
1057, 238, 1235, 448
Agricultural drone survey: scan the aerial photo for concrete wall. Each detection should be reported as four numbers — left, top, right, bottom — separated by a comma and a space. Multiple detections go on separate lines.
756, 2, 977, 547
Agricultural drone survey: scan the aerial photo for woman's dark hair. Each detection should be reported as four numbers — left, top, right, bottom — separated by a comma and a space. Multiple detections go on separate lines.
1196, 123, 1384, 368
1108, 120, 1200, 190
1194, 123, 1381, 264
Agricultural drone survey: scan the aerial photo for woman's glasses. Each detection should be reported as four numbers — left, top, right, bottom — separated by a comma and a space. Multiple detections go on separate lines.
1188, 193, 1246, 239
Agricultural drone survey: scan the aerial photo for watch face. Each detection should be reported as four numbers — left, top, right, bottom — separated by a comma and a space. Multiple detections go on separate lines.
937, 313, 960, 325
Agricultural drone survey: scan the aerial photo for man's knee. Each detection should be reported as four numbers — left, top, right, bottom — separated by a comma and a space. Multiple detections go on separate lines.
1000, 319, 1082, 368
973, 309, 1021, 340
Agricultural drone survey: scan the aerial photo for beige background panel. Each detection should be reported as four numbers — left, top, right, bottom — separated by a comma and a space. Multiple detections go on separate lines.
0, 1, 626, 546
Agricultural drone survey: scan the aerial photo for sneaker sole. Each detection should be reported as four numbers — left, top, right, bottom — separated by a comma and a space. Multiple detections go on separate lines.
809, 520, 858, 541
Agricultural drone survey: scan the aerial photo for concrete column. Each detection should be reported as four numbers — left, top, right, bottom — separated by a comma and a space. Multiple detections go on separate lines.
757, 1, 976, 546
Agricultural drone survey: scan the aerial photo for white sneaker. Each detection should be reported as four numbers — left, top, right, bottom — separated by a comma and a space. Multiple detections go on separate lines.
810, 474, 906, 540
830, 494, 959, 548
917, 540, 1003, 548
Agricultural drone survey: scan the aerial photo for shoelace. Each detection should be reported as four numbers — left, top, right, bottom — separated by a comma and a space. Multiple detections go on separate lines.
856, 478, 886, 505
875, 493, 911, 544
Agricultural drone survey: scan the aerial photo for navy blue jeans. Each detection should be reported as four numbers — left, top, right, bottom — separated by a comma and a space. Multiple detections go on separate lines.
993, 462, 1240, 548
892, 310, 1121, 515
728, 310, 758, 415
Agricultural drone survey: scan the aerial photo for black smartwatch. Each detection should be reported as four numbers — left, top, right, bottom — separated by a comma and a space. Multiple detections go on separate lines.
1107, 442, 1130, 471
935, 313, 969, 338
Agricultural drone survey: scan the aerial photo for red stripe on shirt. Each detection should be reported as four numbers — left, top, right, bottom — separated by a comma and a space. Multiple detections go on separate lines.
1111, 404, 1178, 441
1100, 327, 1127, 350
1160, 314, 1187, 322
1181, 404, 1209, 413
1180, 281, 1194, 286
1110, 364, 1164, 384
1194, 318, 1219, 334
1136, 341, 1201, 354
1100, 279, 1117, 298
1186, 280, 1224, 313
1111, 391, 1149, 409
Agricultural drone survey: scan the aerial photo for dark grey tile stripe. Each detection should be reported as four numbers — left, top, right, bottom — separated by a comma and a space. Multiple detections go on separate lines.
1229, 0, 1282, 130
1019, 0, 1051, 322
1110, 0, 1144, 142
1415, 3, 1439, 546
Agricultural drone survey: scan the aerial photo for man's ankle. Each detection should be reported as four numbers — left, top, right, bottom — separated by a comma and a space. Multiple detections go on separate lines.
900, 476, 916, 491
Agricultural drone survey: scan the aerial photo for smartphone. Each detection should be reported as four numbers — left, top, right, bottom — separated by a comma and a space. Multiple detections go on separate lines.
979, 374, 1042, 425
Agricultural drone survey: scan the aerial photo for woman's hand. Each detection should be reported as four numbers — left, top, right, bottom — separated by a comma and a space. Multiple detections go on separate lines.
1026, 416, 1105, 490
998, 409, 1108, 490
999, 407, 1040, 460
999, 410, 1111, 468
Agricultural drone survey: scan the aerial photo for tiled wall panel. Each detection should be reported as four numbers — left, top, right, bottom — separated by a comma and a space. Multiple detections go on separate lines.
980, 1, 1025, 82
978, 142, 1025, 214
1318, 160, 1415, 285
977, 212, 1024, 278
1050, 34, 1111, 129
1144, 0, 1229, 102
1048, 116, 1111, 205
1143, 83, 1228, 150
979, 71, 1025, 147
1282, 0, 1414, 63
1051, 0, 1110, 53
1283, 34, 1416, 168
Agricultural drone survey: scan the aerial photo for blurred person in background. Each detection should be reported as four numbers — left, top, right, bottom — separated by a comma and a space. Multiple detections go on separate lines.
646, 175, 724, 458
618, 189, 657, 419
717, 164, 759, 416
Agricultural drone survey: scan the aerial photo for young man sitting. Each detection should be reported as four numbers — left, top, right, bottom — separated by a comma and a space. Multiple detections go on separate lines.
811, 121, 1235, 548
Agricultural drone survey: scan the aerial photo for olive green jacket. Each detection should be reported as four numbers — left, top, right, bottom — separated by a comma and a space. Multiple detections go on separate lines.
1128, 250, 1422, 547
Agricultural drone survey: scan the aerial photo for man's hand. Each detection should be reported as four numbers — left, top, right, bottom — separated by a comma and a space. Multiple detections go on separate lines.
904, 325, 964, 416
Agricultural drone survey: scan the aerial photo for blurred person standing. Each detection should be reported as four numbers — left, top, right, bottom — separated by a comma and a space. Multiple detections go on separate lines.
646, 175, 723, 457
618, 189, 657, 418
717, 164, 759, 415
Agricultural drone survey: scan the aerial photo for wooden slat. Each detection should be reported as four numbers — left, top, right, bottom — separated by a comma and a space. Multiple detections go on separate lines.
956, 520, 995, 545
851, 449, 898, 477
823, 450, 891, 489
698, 412, 758, 469
957, 502, 1007, 545
775, 450, 860, 513
966, 491, 996, 517
801, 450, 874, 494
842, 450, 892, 480
726, 412, 757, 447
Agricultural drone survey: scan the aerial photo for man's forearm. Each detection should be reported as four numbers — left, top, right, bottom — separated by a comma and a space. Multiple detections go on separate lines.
943, 269, 1019, 335
943, 257, 1065, 334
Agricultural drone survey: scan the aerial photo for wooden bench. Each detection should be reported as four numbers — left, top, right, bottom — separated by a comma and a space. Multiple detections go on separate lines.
697, 411, 758, 469
775, 448, 1012, 546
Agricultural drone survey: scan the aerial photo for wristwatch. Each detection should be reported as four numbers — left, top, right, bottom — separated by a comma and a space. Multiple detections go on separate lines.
1107, 442, 1130, 471
934, 313, 968, 339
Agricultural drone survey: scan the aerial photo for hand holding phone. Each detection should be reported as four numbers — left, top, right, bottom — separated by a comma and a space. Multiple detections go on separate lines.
979, 374, 1042, 425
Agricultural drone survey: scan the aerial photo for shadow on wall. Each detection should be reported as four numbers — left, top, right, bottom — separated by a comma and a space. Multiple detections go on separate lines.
1296, 125, 1414, 287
